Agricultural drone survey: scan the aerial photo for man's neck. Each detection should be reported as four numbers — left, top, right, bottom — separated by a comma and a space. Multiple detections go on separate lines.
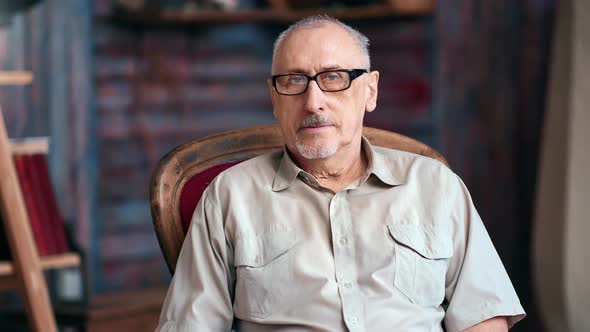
292, 143, 367, 193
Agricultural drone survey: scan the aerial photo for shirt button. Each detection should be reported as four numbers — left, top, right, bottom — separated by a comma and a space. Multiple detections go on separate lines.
350, 316, 358, 325
338, 237, 348, 246
344, 282, 352, 289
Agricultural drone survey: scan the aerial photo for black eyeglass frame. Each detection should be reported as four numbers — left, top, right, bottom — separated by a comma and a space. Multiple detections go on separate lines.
271, 68, 368, 96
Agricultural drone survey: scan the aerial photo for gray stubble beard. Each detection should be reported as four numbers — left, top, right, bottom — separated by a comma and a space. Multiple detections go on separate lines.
295, 114, 339, 159
295, 134, 338, 159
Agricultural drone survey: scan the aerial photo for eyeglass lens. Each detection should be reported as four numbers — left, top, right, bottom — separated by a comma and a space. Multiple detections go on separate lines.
275, 70, 351, 95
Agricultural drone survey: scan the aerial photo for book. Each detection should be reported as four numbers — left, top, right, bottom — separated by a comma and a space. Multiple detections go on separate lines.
13, 154, 49, 256
25, 154, 59, 255
34, 154, 69, 254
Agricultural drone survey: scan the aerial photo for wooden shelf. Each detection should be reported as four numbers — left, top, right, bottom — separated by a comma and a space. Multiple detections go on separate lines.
0, 71, 33, 86
10, 137, 49, 155
105, 1, 433, 27
0, 252, 81, 276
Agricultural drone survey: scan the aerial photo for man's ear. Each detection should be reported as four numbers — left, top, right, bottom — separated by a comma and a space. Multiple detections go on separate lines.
365, 70, 379, 113
267, 78, 278, 118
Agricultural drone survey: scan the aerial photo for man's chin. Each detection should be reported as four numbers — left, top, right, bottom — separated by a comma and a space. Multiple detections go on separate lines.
295, 142, 338, 160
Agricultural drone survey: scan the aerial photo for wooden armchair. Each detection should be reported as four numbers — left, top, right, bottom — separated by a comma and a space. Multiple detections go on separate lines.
149, 124, 448, 274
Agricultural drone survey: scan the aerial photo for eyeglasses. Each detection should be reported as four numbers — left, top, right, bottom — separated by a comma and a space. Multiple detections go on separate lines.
271, 69, 368, 96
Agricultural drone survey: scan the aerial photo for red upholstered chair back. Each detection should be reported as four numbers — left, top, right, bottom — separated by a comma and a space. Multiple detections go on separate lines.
150, 124, 448, 274
178, 161, 242, 233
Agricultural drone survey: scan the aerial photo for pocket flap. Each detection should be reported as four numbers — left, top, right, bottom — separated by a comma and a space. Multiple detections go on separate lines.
388, 223, 452, 259
234, 227, 295, 267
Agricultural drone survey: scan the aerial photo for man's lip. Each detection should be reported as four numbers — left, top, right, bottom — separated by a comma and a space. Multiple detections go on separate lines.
302, 125, 332, 129
299, 125, 334, 131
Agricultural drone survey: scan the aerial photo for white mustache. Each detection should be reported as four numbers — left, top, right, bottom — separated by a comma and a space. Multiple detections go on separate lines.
300, 115, 336, 128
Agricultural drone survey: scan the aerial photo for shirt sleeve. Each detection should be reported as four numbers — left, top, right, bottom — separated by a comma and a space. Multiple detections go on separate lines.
155, 187, 235, 332
443, 174, 526, 332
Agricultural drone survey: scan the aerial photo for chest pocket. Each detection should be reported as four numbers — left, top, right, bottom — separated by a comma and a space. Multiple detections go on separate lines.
233, 227, 296, 319
388, 223, 452, 307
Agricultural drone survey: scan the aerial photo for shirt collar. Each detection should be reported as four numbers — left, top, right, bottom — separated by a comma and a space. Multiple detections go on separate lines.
361, 136, 405, 187
272, 137, 405, 192
272, 146, 302, 191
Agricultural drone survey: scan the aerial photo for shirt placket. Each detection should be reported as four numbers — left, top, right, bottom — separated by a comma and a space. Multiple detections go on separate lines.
330, 191, 365, 332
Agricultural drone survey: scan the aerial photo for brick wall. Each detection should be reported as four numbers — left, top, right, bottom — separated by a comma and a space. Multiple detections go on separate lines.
94, 0, 434, 291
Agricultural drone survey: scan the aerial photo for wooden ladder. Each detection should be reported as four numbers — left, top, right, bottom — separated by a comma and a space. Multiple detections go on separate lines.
0, 71, 80, 331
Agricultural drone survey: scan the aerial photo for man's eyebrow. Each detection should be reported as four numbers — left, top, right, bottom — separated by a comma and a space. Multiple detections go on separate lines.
282, 68, 307, 74
280, 65, 344, 74
319, 65, 343, 71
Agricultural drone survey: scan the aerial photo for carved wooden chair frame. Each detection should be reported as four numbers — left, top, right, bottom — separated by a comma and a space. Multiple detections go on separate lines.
150, 124, 448, 273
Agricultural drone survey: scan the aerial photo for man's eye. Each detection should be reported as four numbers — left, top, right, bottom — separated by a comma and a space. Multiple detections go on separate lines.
289, 76, 305, 84
322, 72, 345, 82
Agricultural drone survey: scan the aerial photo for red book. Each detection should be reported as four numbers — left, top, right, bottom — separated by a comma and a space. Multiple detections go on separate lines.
13, 155, 49, 256
26, 154, 58, 255
34, 154, 69, 254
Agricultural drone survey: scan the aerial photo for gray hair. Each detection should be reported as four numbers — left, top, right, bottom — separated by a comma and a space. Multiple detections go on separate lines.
272, 15, 371, 73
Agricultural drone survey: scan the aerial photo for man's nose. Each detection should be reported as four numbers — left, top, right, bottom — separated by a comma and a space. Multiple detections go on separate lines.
303, 80, 325, 113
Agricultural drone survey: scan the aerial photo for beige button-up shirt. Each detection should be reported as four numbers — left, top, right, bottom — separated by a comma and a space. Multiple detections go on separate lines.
156, 138, 525, 332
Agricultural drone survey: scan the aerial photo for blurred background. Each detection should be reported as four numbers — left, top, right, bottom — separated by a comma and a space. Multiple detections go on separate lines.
1, 0, 588, 331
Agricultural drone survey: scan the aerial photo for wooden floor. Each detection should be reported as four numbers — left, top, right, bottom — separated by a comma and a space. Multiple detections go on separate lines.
62, 287, 167, 332
0, 287, 168, 332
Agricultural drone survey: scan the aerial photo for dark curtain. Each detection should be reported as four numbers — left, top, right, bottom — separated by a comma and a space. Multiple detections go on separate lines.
435, 1, 556, 331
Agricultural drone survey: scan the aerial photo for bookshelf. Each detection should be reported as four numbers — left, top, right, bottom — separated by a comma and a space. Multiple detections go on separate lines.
0, 75, 81, 331
0, 252, 80, 277
104, 0, 434, 27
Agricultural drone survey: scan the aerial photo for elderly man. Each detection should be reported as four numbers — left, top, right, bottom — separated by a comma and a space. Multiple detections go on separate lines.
156, 15, 525, 332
